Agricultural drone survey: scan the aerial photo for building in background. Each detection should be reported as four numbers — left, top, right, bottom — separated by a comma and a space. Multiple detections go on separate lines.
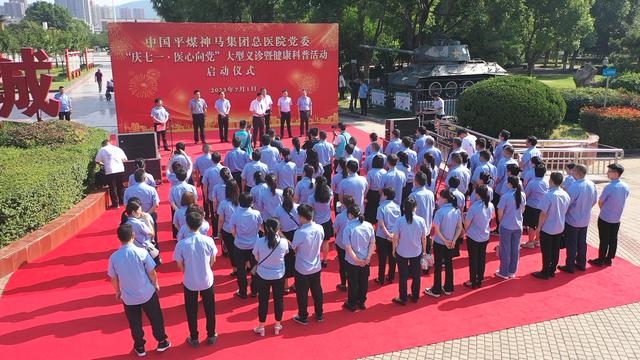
55, 0, 93, 29
1, 0, 28, 20
132, 8, 144, 19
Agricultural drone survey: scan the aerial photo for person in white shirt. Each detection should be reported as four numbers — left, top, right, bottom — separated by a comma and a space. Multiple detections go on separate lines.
151, 98, 170, 151
188, 90, 208, 144
277, 89, 293, 138
95, 139, 128, 208
260, 88, 274, 132
297, 89, 313, 136
215, 91, 231, 143
433, 95, 445, 119
457, 129, 477, 157
338, 70, 347, 100
250, 93, 266, 148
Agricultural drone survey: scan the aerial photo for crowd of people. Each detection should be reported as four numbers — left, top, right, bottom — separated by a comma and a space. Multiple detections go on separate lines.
102, 123, 630, 356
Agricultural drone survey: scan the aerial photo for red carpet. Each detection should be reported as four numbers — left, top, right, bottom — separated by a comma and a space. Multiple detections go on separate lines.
1, 125, 640, 359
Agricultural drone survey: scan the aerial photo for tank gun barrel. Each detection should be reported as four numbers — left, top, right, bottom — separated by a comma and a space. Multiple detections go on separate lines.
359, 45, 414, 56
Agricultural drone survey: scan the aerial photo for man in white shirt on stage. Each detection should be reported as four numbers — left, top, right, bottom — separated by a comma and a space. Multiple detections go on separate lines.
297, 89, 312, 137
260, 88, 273, 132
215, 91, 231, 143
250, 93, 266, 148
95, 139, 128, 208
277, 89, 293, 139
151, 98, 170, 151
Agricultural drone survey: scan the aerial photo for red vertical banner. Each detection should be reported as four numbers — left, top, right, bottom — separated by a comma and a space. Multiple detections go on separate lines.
109, 22, 339, 134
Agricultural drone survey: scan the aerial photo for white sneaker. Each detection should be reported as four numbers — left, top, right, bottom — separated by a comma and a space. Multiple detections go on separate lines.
495, 271, 510, 280
424, 288, 441, 298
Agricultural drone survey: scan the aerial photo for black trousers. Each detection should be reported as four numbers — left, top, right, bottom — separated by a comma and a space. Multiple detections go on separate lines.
231, 171, 242, 188
183, 284, 215, 340
376, 236, 396, 282
252, 116, 265, 146
323, 164, 332, 184
467, 237, 488, 286
432, 242, 454, 294
359, 98, 368, 115
123, 292, 167, 349
171, 207, 178, 238
221, 230, 236, 268
598, 218, 621, 260
294, 270, 323, 320
349, 93, 358, 111
339, 87, 346, 100
400, 183, 412, 215
154, 126, 168, 149
265, 110, 271, 131
396, 254, 420, 302
540, 231, 562, 276
58, 111, 71, 120
335, 246, 348, 286
97, 80, 102, 93
218, 114, 229, 142
492, 192, 501, 229
346, 263, 370, 306
192, 113, 205, 143
256, 275, 285, 322
234, 248, 257, 297
299, 110, 310, 136
280, 111, 292, 138
365, 190, 381, 223
106, 172, 125, 207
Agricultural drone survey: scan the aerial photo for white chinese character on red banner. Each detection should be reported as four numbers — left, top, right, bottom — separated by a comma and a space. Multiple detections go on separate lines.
233, 65, 242, 76
220, 66, 229, 76
274, 50, 282, 61
288, 36, 298, 46
159, 37, 171, 48
252, 37, 261, 47
254, 51, 263, 61
213, 37, 224, 47
302, 50, 310, 60
246, 65, 256, 76
174, 37, 185, 47
227, 51, 235, 61
235, 51, 245, 61
186, 36, 198, 48
207, 66, 216, 77
246, 51, 254, 61
145, 36, 157, 48
320, 50, 328, 60
205, 51, 217, 62
276, 36, 286, 47
226, 36, 237, 47
200, 36, 211, 47
195, 52, 205, 62
263, 37, 274, 47
239, 37, 249, 47
174, 52, 185, 62
145, 52, 154, 62
127, 51, 143, 63
292, 50, 300, 60
301, 36, 310, 46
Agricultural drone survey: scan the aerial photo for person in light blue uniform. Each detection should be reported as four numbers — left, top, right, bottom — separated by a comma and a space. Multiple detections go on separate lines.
54, 86, 72, 119
259, 174, 283, 220
424, 189, 463, 298
469, 138, 490, 175
170, 168, 198, 211
385, 129, 402, 156
294, 164, 315, 205
252, 218, 289, 337
560, 164, 597, 273
464, 185, 494, 289
409, 172, 435, 239
313, 130, 335, 183
309, 176, 333, 267
174, 212, 218, 347
396, 151, 414, 206
337, 160, 368, 210
590, 163, 630, 267
365, 155, 387, 223
471, 150, 496, 186
413, 126, 429, 155
166, 143, 193, 185
493, 129, 511, 165
291, 204, 325, 324
331, 158, 348, 213
418, 137, 442, 169
258, 134, 280, 173
348, 136, 363, 164
210, 168, 231, 218
562, 163, 576, 190
332, 122, 351, 159
127, 159, 157, 188
224, 137, 249, 186
382, 154, 406, 205
363, 142, 386, 171
365, 132, 379, 157
241, 149, 269, 192
276, 148, 297, 189
291, 137, 307, 179
333, 195, 356, 291
495, 176, 526, 279
520, 136, 542, 170
176, 204, 210, 241
217, 179, 240, 275
522, 156, 543, 187
400, 137, 419, 170
250, 171, 269, 218
194, 144, 214, 218
448, 176, 466, 213
124, 169, 160, 243
108, 224, 170, 356
343, 205, 376, 311
202, 152, 224, 234
375, 188, 401, 285
420, 153, 438, 194
522, 164, 548, 248
532, 172, 570, 279
173, 192, 197, 237
446, 153, 471, 197
230, 193, 263, 298
495, 145, 518, 197
393, 198, 428, 304
276, 187, 300, 241
447, 138, 467, 166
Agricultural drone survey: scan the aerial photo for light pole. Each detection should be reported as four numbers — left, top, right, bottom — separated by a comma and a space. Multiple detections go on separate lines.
603, 57, 610, 109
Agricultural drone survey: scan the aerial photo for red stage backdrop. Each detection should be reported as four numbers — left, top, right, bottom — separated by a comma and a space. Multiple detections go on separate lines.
109, 22, 339, 134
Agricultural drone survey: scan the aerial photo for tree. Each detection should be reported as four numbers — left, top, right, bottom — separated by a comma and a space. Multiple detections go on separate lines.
620, 20, 640, 62
7, 20, 47, 51
24, 1, 73, 31
91, 31, 109, 49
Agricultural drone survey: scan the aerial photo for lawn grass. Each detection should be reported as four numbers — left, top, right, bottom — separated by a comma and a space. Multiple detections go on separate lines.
37, 66, 97, 91
549, 122, 590, 140
534, 74, 605, 89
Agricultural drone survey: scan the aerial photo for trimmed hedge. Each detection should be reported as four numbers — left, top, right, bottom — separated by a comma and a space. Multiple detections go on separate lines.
458, 76, 566, 139
580, 107, 640, 149
0, 121, 106, 247
559, 88, 640, 123
610, 73, 640, 94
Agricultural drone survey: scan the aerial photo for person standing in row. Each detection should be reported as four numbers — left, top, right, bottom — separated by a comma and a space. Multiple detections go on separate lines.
252, 218, 289, 336
188, 90, 207, 144
241, 149, 268, 192
358, 80, 369, 116
425, 190, 462, 298
151, 98, 170, 151
298, 89, 312, 136
193, 144, 213, 220
215, 91, 231, 143
314, 131, 335, 183
278, 89, 293, 138
174, 212, 218, 348
55, 86, 72, 120
124, 169, 160, 245
522, 164, 548, 249
224, 137, 248, 186
234, 120, 253, 155
250, 93, 266, 148
108, 224, 171, 357
292, 204, 324, 325
464, 185, 494, 288
365, 155, 387, 223
532, 172, 570, 280
96, 139, 128, 209
333, 195, 356, 291
495, 176, 526, 280
343, 205, 375, 311
392, 198, 428, 304
260, 88, 273, 131
95, 68, 103, 93
309, 176, 333, 268
230, 193, 262, 298
589, 163, 630, 267
333, 122, 352, 160
349, 79, 360, 112
338, 70, 347, 100
560, 164, 597, 273
376, 188, 400, 285
338, 160, 368, 210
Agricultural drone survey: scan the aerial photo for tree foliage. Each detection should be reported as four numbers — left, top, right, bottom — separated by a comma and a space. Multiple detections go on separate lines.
24, 1, 72, 31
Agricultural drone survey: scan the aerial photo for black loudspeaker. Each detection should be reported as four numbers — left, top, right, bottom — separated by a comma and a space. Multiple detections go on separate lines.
385, 117, 420, 143
117, 132, 159, 160
124, 159, 162, 186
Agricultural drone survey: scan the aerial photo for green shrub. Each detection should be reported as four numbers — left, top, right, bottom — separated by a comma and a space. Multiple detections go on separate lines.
0, 122, 106, 247
559, 88, 640, 123
580, 106, 640, 149
0, 120, 90, 148
457, 76, 566, 138
610, 73, 640, 94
